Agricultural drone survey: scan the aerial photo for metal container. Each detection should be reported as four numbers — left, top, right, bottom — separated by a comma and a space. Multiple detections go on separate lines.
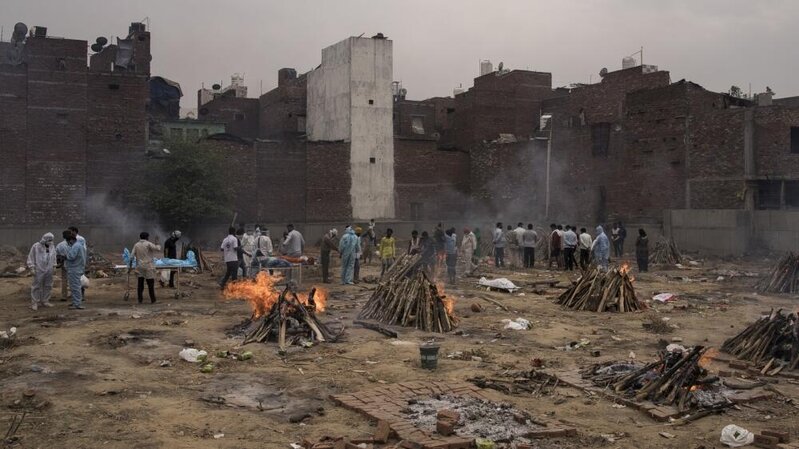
419, 343, 441, 370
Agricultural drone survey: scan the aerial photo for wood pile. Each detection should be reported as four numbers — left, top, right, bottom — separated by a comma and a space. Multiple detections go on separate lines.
582, 346, 727, 413
721, 309, 799, 373
556, 266, 642, 312
756, 253, 799, 294
358, 254, 457, 333
239, 283, 339, 348
651, 237, 682, 265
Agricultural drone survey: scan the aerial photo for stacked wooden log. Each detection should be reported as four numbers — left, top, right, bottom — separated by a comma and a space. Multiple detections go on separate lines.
241, 284, 339, 348
756, 253, 799, 294
651, 237, 682, 265
358, 254, 457, 333
556, 266, 642, 312
722, 309, 799, 373
582, 346, 725, 412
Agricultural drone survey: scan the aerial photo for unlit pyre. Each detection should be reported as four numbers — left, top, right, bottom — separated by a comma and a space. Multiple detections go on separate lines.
756, 252, 799, 294
722, 309, 799, 373
358, 254, 457, 333
557, 265, 642, 312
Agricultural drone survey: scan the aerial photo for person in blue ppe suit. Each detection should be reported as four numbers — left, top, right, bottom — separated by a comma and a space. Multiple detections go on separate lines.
63, 229, 87, 309
339, 226, 359, 285
591, 225, 610, 271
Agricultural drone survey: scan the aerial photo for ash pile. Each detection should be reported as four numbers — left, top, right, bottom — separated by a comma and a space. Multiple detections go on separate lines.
402, 394, 549, 444
557, 265, 643, 312
358, 254, 458, 332
581, 345, 731, 414
224, 272, 341, 349
756, 252, 799, 294
722, 309, 799, 373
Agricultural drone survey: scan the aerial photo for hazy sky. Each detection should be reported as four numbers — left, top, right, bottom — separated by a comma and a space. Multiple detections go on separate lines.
4, 0, 798, 110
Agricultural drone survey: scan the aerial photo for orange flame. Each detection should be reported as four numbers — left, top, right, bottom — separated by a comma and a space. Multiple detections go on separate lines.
619, 263, 630, 275
435, 282, 455, 316
223, 272, 328, 317
698, 347, 719, 369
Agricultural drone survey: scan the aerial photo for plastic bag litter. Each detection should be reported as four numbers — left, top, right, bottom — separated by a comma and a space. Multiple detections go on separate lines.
719, 424, 754, 447
80, 275, 90, 288
502, 318, 531, 330
179, 348, 208, 363
652, 293, 677, 303
478, 277, 520, 292
666, 344, 687, 353
0, 327, 17, 340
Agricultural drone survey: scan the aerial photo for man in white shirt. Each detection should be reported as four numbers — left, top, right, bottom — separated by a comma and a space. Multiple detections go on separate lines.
220, 227, 239, 289
562, 225, 578, 271
281, 224, 305, 258
513, 222, 526, 268
492, 222, 505, 268
578, 227, 593, 270
522, 224, 538, 268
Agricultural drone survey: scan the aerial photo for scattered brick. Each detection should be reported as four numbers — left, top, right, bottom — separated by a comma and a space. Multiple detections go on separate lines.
436, 420, 455, 436
763, 430, 791, 444
437, 409, 460, 423
374, 420, 393, 443
755, 433, 780, 449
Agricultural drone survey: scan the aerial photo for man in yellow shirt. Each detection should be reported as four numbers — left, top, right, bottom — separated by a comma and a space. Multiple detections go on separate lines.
378, 228, 396, 277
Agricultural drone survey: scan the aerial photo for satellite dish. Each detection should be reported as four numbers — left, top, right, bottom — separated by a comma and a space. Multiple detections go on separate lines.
90, 43, 103, 53
497, 62, 504, 72
96, 36, 108, 46
599, 67, 608, 77
212, 84, 221, 91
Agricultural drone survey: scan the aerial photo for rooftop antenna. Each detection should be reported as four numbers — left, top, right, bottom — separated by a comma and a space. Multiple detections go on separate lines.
139, 16, 150, 29
357, 32, 365, 38
627, 46, 643, 66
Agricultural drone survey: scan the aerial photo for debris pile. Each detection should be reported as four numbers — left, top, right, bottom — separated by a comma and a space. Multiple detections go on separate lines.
556, 265, 643, 312
358, 254, 457, 333
224, 272, 339, 348
581, 346, 730, 413
756, 252, 799, 294
722, 309, 798, 373
468, 370, 558, 397
651, 237, 682, 265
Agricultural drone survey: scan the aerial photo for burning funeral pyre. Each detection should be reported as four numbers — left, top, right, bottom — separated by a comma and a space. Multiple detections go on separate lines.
581, 346, 731, 414
651, 237, 682, 265
756, 252, 799, 294
556, 264, 643, 312
224, 272, 340, 348
722, 309, 799, 373
358, 254, 457, 332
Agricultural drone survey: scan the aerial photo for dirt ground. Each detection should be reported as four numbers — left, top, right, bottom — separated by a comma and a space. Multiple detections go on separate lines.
1, 249, 798, 449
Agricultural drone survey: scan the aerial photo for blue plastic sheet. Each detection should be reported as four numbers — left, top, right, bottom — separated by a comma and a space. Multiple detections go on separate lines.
123, 249, 197, 268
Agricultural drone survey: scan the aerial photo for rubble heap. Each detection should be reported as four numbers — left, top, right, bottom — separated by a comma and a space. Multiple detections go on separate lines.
722, 309, 799, 373
582, 346, 730, 413
358, 254, 457, 333
756, 252, 799, 294
224, 272, 339, 348
651, 237, 682, 265
556, 265, 642, 312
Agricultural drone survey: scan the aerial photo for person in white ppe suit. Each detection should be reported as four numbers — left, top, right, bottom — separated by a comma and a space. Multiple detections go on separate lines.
27, 232, 57, 310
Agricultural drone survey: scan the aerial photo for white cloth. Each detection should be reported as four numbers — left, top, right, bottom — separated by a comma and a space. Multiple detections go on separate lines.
282, 230, 305, 257
241, 233, 256, 266
221, 234, 239, 263
254, 234, 273, 260
478, 277, 520, 292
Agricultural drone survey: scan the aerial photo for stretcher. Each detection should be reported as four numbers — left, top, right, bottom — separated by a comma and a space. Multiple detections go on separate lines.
114, 264, 195, 300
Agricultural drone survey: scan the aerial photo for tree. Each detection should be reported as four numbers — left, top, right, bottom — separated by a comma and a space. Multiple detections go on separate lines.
133, 139, 230, 231
729, 85, 742, 98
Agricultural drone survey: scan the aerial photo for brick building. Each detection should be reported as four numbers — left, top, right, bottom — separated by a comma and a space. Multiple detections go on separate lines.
0, 22, 150, 225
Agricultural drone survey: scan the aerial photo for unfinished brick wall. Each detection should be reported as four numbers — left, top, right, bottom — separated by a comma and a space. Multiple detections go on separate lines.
753, 106, 799, 177
393, 100, 437, 140
0, 64, 28, 224
305, 141, 352, 222
199, 96, 260, 139
394, 139, 470, 220
203, 136, 258, 222
258, 70, 307, 138
256, 139, 308, 223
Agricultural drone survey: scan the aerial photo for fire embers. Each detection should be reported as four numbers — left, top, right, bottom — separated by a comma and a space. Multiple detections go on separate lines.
223, 273, 338, 348
557, 264, 642, 312
581, 346, 731, 413
359, 254, 458, 333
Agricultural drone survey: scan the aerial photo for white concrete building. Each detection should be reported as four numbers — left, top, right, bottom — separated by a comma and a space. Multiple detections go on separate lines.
307, 35, 396, 220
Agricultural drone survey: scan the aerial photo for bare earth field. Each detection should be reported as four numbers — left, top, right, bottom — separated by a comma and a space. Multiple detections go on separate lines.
1, 250, 797, 449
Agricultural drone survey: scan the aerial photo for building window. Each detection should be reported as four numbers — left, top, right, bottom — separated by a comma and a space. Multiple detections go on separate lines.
786, 181, 799, 208
108, 83, 120, 90
791, 127, 799, 154
591, 123, 610, 157
410, 202, 423, 221
368, 99, 374, 105
756, 180, 782, 210
411, 116, 425, 135
297, 116, 306, 133
369, 157, 376, 164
